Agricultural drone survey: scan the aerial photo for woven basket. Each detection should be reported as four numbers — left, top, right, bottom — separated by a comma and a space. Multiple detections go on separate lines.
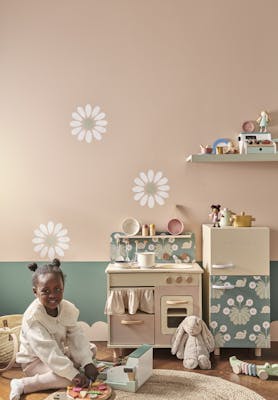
0, 314, 22, 372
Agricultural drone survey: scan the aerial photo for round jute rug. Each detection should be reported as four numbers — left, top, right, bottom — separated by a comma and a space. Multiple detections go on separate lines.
45, 369, 265, 400
111, 369, 265, 400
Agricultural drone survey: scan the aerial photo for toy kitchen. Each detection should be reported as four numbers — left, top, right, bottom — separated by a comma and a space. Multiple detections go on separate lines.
105, 230, 203, 352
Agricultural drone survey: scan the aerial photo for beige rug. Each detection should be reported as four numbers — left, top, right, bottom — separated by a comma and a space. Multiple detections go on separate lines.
45, 369, 265, 400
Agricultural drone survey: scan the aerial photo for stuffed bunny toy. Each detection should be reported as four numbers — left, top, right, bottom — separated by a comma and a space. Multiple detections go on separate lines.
171, 315, 215, 369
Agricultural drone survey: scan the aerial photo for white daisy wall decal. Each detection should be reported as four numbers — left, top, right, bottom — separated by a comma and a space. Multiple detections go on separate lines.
32, 221, 70, 259
70, 104, 108, 143
132, 169, 170, 208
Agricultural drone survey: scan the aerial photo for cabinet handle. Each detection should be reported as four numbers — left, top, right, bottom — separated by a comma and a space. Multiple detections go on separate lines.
212, 284, 235, 290
212, 263, 234, 269
120, 320, 144, 325
166, 300, 189, 305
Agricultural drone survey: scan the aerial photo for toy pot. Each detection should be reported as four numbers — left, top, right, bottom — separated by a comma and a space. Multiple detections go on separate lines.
219, 208, 233, 227
136, 252, 155, 268
231, 212, 256, 227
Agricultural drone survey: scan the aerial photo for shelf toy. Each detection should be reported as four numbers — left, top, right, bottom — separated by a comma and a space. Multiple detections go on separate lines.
229, 356, 278, 380
257, 110, 270, 132
209, 204, 221, 228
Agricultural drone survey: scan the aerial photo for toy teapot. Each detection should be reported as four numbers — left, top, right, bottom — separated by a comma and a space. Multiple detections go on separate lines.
219, 208, 234, 227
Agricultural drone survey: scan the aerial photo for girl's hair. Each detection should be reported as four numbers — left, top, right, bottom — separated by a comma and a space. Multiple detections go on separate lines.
28, 258, 66, 287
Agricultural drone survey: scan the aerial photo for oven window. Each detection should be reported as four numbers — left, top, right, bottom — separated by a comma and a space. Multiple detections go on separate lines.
161, 295, 193, 334
167, 308, 188, 328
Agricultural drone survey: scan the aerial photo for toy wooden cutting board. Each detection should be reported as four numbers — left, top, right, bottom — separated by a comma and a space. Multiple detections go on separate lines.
45, 381, 112, 400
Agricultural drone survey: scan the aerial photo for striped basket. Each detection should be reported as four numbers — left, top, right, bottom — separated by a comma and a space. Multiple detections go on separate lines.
0, 314, 22, 373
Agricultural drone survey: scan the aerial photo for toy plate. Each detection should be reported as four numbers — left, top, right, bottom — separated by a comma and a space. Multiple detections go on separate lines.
242, 120, 255, 133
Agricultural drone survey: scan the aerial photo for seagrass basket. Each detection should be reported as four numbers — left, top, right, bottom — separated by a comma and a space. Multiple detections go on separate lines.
0, 314, 22, 372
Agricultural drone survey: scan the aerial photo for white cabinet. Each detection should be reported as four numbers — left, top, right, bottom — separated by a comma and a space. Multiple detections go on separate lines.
202, 224, 270, 356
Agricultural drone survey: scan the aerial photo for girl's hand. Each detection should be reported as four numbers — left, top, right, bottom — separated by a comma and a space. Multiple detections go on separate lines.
84, 363, 98, 382
72, 372, 90, 387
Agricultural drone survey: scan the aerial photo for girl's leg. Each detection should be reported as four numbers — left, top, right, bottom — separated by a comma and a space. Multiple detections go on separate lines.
10, 359, 71, 399
22, 359, 71, 392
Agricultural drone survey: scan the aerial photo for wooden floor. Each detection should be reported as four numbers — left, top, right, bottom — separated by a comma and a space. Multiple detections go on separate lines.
0, 342, 277, 400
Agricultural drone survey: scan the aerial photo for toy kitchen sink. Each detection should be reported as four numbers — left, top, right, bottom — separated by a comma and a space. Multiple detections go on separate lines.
105, 232, 203, 351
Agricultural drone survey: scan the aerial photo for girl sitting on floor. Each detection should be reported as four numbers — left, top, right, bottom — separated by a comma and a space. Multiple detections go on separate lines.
10, 258, 98, 400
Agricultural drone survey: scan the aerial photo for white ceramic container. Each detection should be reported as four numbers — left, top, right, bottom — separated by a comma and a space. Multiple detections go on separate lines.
137, 252, 155, 268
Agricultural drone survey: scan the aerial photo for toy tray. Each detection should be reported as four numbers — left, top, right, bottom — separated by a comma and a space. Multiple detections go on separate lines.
46, 382, 112, 400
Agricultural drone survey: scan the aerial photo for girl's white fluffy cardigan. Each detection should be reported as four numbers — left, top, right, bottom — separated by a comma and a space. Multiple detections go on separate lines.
16, 299, 93, 381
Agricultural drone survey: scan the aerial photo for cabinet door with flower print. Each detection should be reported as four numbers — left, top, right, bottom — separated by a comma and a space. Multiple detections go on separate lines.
209, 275, 270, 348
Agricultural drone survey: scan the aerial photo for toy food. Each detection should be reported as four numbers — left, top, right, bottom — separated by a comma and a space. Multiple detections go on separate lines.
67, 381, 112, 400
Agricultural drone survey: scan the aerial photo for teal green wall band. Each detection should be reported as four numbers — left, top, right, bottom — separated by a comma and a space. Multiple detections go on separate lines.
0, 262, 108, 325
0, 261, 277, 323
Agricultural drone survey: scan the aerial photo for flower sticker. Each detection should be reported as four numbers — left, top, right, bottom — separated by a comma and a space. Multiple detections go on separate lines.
70, 104, 107, 143
32, 221, 70, 259
132, 169, 170, 208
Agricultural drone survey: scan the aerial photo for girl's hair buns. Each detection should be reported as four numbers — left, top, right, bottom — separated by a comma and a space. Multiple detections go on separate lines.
28, 259, 65, 286
28, 262, 38, 272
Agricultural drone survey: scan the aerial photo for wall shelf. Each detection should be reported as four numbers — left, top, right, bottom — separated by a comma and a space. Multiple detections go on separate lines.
117, 234, 192, 239
186, 153, 278, 163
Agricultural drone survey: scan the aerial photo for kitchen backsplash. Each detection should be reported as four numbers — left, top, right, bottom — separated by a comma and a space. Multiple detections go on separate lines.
110, 232, 196, 263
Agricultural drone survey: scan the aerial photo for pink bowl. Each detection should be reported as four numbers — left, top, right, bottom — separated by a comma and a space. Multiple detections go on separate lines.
167, 219, 184, 235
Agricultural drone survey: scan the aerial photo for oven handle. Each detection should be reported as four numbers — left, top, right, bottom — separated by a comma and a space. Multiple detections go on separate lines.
166, 300, 189, 305
120, 320, 144, 325
212, 284, 235, 290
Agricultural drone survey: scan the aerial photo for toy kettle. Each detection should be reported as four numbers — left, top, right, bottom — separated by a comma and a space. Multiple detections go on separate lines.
219, 208, 234, 227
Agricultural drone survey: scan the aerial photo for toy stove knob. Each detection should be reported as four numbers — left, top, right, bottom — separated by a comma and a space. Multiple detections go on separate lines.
166, 276, 172, 284
186, 276, 193, 283
175, 276, 183, 284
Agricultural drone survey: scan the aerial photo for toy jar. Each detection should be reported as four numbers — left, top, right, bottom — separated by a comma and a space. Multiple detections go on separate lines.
219, 208, 234, 227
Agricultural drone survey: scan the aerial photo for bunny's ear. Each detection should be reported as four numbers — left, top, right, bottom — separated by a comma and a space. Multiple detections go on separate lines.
200, 320, 215, 352
171, 323, 184, 355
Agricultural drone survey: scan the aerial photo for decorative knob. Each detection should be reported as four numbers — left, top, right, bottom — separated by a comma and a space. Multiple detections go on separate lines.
176, 276, 183, 284
166, 277, 172, 284
186, 276, 193, 283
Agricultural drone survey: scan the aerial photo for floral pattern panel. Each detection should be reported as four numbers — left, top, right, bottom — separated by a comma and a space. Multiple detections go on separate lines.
110, 232, 195, 264
210, 275, 270, 348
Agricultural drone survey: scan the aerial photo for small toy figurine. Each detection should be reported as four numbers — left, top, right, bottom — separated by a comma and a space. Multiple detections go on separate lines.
256, 110, 270, 132
200, 144, 213, 154
230, 356, 278, 380
224, 140, 239, 154
209, 204, 221, 227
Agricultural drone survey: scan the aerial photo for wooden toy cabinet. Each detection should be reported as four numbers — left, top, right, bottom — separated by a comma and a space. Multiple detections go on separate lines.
202, 224, 270, 356
105, 263, 203, 353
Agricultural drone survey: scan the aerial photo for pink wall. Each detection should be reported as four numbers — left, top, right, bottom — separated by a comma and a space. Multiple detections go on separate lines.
1, 0, 278, 261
